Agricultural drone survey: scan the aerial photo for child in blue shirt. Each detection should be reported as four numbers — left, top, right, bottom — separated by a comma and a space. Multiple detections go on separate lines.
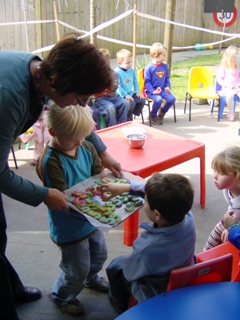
36, 102, 109, 317
115, 49, 145, 121
94, 48, 130, 127
145, 43, 176, 125
101, 173, 196, 314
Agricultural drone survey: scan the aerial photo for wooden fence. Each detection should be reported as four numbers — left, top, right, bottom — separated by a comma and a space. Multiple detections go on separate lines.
1, 0, 240, 57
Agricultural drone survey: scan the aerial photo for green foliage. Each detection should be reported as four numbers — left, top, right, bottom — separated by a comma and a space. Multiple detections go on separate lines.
172, 54, 222, 70
135, 53, 222, 101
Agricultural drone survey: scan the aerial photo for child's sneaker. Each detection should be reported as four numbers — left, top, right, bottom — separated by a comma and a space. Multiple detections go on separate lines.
227, 113, 235, 122
52, 298, 85, 316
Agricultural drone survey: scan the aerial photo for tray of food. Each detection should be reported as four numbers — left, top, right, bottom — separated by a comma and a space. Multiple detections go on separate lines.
65, 170, 145, 231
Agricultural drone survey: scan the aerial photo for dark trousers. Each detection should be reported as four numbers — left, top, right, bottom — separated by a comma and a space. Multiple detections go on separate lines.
127, 94, 145, 121
106, 255, 132, 314
0, 193, 25, 320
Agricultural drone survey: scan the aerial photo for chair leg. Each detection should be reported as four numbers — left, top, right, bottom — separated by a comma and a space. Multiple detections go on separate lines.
148, 103, 152, 127
189, 98, 192, 121
173, 103, 177, 122
141, 111, 144, 124
11, 146, 18, 169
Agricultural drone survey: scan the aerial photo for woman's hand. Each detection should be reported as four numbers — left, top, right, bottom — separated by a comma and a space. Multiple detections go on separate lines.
100, 151, 122, 178
44, 188, 69, 211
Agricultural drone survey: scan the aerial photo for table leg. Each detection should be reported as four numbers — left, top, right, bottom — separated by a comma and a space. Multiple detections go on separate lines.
123, 210, 139, 246
199, 148, 206, 209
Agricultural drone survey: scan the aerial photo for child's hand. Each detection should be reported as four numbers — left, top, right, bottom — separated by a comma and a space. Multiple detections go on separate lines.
223, 210, 238, 229
99, 183, 130, 198
153, 87, 161, 94
136, 93, 145, 99
221, 229, 229, 243
165, 87, 171, 93
125, 94, 134, 101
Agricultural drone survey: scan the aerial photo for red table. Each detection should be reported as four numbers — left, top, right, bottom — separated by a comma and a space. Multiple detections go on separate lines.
97, 122, 205, 245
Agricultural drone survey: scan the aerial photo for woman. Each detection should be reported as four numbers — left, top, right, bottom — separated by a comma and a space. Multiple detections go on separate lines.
0, 33, 121, 319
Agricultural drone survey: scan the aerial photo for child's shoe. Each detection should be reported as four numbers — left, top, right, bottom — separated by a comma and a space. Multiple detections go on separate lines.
149, 115, 162, 125
227, 113, 235, 122
85, 277, 109, 293
52, 298, 85, 316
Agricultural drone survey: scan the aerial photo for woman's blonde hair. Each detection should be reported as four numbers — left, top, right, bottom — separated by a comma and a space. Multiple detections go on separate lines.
44, 101, 95, 140
150, 42, 167, 58
116, 49, 132, 63
212, 146, 240, 180
221, 45, 239, 70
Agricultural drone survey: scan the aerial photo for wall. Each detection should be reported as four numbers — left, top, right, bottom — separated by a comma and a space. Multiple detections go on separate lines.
1, 0, 240, 57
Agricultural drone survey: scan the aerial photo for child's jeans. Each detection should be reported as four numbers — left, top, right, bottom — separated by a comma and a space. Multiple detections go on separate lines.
94, 96, 130, 127
52, 229, 107, 304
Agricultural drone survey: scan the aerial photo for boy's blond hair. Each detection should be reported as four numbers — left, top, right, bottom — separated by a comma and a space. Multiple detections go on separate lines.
99, 48, 111, 63
221, 45, 239, 70
44, 101, 95, 141
150, 42, 167, 58
116, 49, 132, 64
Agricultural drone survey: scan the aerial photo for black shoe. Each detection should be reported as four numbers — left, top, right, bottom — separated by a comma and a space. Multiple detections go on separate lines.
16, 286, 42, 303
149, 115, 162, 125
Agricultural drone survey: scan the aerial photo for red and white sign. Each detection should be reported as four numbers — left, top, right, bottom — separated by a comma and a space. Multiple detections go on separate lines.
213, 6, 238, 27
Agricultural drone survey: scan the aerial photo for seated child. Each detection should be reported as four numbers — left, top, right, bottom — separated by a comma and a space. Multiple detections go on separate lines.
94, 48, 130, 127
144, 43, 176, 125
36, 102, 109, 317
217, 45, 240, 122
115, 49, 145, 121
203, 146, 240, 251
102, 172, 196, 314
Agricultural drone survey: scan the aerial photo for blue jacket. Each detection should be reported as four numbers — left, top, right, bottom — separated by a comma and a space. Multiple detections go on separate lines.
124, 181, 196, 302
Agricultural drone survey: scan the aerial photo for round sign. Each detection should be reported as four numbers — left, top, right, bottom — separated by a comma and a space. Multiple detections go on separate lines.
213, 7, 237, 27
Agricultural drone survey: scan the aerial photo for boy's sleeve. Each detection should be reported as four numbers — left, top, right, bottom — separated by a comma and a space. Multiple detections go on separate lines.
165, 66, 171, 88
129, 181, 145, 198
144, 66, 154, 94
228, 225, 240, 250
36, 150, 68, 191
115, 67, 128, 98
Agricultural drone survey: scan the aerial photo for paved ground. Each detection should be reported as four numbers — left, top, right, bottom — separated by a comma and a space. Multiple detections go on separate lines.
5, 49, 240, 320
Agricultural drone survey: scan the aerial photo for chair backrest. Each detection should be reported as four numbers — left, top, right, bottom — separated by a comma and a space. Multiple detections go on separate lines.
166, 253, 233, 291
188, 66, 215, 95
196, 242, 240, 282
137, 68, 147, 97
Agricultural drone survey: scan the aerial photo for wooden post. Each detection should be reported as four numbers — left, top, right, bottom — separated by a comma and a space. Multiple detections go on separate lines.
163, 0, 176, 74
35, 0, 42, 55
90, 0, 97, 45
53, 1, 60, 42
132, 4, 137, 69
218, 10, 225, 54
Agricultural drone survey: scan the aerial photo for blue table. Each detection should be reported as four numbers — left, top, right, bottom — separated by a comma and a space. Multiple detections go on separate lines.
115, 282, 240, 320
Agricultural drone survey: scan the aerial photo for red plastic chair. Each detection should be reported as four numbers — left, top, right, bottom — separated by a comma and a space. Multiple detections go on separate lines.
166, 254, 233, 291
196, 242, 240, 282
